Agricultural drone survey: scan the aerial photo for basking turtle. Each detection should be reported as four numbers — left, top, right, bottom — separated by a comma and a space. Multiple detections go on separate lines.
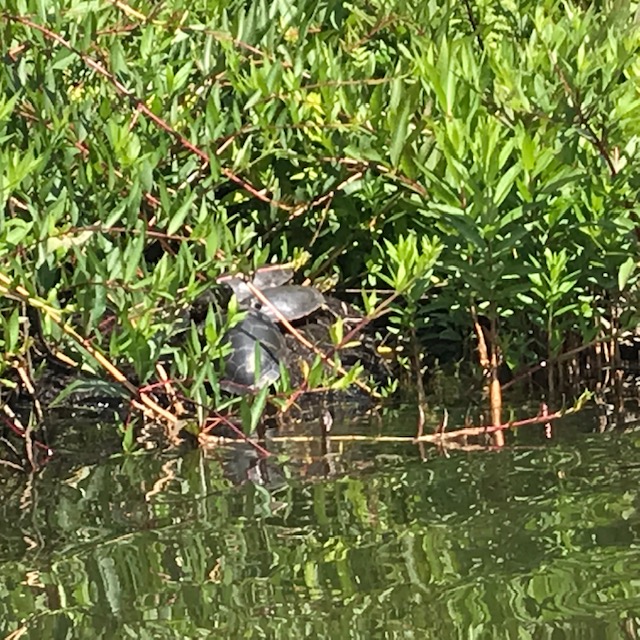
241, 285, 325, 322
217, 265, 294, 302
219, 287, 324, 394
217, 267, 332, 394
217, 265, 324, 320
221, 310, 286, 394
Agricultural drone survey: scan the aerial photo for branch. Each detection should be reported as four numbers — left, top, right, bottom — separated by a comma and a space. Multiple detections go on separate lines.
4, 14, 295, 211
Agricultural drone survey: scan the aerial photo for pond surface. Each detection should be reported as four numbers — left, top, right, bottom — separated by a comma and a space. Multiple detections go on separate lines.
1, 404, 640, 639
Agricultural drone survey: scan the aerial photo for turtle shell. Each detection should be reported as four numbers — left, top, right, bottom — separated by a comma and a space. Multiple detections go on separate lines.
221, 311, 286, 394
217, 265, 293, 300
241, 285, 324, 322
252, 265, 293, 289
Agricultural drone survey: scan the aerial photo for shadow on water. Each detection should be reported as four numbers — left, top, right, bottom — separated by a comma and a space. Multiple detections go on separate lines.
1, 403, 640, 639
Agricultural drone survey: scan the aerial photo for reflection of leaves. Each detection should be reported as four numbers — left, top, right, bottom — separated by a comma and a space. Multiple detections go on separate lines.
0, 428, 638, 637
49, 378, 129, 408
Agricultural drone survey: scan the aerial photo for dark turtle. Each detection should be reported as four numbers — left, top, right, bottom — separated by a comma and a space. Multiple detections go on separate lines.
217, 267, 325, 394
241, 285, 325, 322
221, 310, 286, 394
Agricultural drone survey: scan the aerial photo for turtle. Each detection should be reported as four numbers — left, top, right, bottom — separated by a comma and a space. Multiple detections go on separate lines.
220, 310, 286, 394
217, 265, 324, 319
252, 265, 294, 290
219, 284, 325, 394
217, 265, 294, 301
217, 267, 326, 394
240, 285, 325, 322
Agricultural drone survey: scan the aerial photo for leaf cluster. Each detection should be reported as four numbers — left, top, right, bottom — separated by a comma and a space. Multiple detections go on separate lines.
1, 0, 640, 403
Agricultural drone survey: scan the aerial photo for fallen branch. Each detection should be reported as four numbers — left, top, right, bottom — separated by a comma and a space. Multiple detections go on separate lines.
415, 405, 578, 442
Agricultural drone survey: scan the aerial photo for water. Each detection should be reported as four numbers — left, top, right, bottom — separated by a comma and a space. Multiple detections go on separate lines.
1, 406, 640, 639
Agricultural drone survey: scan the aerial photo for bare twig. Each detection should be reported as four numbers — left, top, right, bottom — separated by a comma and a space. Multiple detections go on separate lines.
200, 413, 271, 456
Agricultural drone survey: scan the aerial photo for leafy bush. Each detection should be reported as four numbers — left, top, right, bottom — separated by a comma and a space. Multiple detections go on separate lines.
1, 0, 640, 412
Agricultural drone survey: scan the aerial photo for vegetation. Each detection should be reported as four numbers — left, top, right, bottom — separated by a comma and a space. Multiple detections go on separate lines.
2, 5, 640, 635
2, 0, 640, 447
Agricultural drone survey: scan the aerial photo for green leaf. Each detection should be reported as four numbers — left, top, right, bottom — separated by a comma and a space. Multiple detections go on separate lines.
167, 195, 195, 236
494, 164, 521, 207
521, 133, 535, 173
121, 422, 135, 453
389, 102, 411, 167
618, 257, 636, 291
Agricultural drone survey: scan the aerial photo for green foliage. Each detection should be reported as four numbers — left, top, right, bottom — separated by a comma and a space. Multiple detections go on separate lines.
119, 420, 135, 453
239, 384, 269, 434
1, 0, 640, 404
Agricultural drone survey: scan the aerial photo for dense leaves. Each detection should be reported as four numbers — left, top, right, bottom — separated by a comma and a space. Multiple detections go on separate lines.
1, 0, 640, 400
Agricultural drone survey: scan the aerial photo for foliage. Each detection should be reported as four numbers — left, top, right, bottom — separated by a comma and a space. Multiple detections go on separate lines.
1, 0, 640, 411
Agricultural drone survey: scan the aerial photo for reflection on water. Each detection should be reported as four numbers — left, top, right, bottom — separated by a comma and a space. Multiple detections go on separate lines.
1, 407, 640, 639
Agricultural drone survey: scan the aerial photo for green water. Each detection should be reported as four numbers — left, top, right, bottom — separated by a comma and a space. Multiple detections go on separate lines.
1, 408, 640, 639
